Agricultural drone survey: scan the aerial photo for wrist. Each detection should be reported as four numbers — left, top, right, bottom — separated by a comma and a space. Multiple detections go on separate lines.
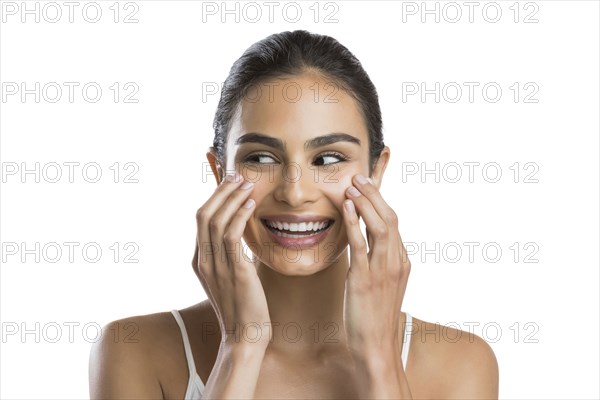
363, 354, 398, 376
351, 342, 399, 367
220, 340, 268, 361
354, 351, 402, 386
353, 353, 409, 399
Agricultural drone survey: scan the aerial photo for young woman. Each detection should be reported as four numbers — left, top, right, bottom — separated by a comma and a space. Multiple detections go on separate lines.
89, 30, 499, 399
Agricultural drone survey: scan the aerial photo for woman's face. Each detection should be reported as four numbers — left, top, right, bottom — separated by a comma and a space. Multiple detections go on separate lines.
219, 72, 381, 276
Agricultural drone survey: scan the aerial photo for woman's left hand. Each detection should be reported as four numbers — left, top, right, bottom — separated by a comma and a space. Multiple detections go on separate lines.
341, 174, 411, 370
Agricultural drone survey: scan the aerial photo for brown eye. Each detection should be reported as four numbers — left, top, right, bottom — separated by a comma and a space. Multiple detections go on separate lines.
243, 153, 278, 164
314, 152, 348, 166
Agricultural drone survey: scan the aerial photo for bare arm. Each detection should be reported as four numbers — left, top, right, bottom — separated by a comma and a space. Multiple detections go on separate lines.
89, 320, 162, 399
446, 335, 499, 399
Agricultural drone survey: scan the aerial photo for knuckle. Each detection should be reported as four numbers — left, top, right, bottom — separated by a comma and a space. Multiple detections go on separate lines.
348, 215, 360, 226
404, 260, 412, 274
373, 225, 388, 239
198, 263, 211, 277
354, 241, 368, 254
196, 207, 207, 222
364, 185, 378, 196
387, 210, 399, 226
208, 217, 223, 234
389, 266, 402, 280
222, 231, 238, 245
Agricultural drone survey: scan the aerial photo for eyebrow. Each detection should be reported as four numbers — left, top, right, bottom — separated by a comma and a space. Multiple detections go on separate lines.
234, 132, 361, 151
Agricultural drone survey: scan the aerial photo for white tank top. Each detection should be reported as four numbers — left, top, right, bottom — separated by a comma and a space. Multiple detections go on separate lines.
171, 309, 413, 400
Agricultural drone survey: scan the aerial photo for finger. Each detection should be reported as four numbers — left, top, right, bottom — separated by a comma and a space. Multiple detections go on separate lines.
342, 199, 369, 276
199, 172, 245, 223
222, 196, 256, 274
355, 209, 373, 253
196, 172, 245, 275
352, 175, 398, 230
209, 179, 255, 280
345, 184, 387, 271
352, 175, 404, 268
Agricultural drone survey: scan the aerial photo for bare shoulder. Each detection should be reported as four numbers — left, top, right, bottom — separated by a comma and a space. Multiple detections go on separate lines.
407, 315, 499, 400
89, 303, 211, 399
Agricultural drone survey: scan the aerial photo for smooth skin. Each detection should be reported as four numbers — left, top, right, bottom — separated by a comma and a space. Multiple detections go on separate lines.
89, 72, 499, 399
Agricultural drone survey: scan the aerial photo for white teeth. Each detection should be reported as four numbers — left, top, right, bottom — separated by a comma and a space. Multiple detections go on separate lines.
272, 230, 318, 238
265, 219, 330, 232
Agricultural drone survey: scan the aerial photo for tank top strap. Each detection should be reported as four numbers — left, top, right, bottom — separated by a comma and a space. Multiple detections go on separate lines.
171, 309, 198, 377
401, 312, 413, 370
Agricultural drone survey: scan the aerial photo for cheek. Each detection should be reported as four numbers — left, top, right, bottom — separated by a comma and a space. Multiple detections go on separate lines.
247, 180, 271, 205
320, 175, 353, 208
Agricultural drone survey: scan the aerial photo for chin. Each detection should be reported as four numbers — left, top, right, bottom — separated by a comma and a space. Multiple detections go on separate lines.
259, 254, 334, 276
246, 240, 350, 278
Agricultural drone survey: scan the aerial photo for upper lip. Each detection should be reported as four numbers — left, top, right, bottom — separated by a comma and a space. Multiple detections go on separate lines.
261, 215, 334, 223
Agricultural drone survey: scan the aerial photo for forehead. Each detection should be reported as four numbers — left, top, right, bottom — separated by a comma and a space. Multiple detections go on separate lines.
230, 73, 368, 147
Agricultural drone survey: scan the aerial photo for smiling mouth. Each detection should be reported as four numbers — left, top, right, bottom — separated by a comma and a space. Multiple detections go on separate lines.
260, 219, 334, 238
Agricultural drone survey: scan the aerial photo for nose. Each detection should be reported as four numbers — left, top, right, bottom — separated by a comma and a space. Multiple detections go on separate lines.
272, 162, 319, 207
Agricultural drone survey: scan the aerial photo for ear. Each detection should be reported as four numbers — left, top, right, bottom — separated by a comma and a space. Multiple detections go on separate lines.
370, 146, 390, 190
206, 147, 224, 185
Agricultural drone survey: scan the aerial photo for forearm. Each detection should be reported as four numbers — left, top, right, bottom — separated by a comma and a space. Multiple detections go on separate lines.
201, 343, 266, 400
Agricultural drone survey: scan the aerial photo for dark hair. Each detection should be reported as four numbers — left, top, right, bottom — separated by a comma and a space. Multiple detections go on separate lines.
212, 30, 384, 176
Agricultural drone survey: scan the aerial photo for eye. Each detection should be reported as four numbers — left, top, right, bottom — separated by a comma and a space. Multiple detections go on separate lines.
243, 153, 278, 164
314, 152, 348, 166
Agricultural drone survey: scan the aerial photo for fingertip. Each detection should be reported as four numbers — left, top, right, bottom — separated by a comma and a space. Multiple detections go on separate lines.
343, 199, 355, 214
243, 198, 255, 209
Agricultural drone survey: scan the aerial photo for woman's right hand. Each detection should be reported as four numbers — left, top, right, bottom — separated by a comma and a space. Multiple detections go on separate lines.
192, 172, 271, 350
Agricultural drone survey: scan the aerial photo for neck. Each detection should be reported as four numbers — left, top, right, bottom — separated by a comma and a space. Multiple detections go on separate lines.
255, 251, 350, 356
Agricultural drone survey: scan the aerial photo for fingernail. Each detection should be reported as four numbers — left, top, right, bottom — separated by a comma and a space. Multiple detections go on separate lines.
240, 180, 254, 190
225, 173, 240, 183
355, 174, 368, 185
347, 186, 361, 197
344, 199, 355, 213
243, 198, 255, 208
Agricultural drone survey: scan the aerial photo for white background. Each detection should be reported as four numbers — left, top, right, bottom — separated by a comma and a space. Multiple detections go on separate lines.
1, 1, 598, 399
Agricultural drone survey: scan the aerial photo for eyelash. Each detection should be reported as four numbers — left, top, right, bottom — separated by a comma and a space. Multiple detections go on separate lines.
243, 151, 349, 166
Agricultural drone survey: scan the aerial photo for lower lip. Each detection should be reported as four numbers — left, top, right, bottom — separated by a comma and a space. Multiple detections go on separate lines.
262, 221, 334, 249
